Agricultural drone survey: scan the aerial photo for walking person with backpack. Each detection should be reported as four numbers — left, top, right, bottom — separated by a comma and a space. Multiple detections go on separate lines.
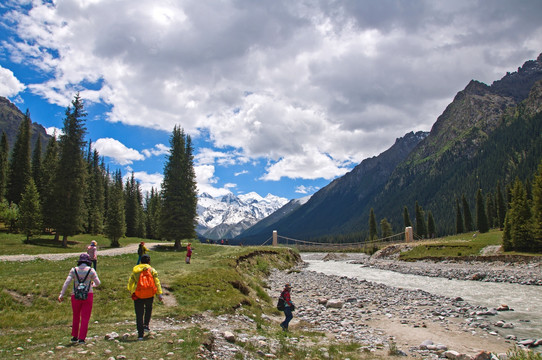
137, 242, 148, 264
127, 254, 163, 340
86, 240, 98, 269
279, 283, 294, 331
58, 253, 101, 344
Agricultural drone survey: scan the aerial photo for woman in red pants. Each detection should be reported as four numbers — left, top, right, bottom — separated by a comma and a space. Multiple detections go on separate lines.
58, 253, 101, 344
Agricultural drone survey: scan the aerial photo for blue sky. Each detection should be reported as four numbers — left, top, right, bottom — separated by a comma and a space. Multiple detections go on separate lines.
1, 0, 541, 200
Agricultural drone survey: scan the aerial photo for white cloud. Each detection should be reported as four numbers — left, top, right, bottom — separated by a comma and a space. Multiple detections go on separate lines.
295, 185, 319, 194
234, 170, 248, 176
124, 171, 163, 196
92, 138, 145, 165
194, 164, 231, 197
3, 0, 542, 183
45, 126, 63, 137
0, 66, 25, 97
141, 143, 169, 158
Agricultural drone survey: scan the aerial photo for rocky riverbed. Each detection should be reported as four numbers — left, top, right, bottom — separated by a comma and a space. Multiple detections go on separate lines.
349, 245, 542, 286
264, 253, 542, 359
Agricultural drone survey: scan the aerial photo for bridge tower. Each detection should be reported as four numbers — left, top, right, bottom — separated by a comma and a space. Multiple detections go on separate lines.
272, 230, 278, 246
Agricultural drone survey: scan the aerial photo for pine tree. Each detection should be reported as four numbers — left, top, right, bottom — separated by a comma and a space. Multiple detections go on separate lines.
415, 201, 427, 238
160, 126, 197, 249
40, 135, 59, 234
6, 110, 32, 204
87, 149, 105, 235
403, 206, 412, 228
462, 194, 473, 232
145, 187, 161, 239
496, 182, 506, 230
31, 137, 43, 195
455, 199, 463, 234
0, 199, 19, 232
380, 218, 393, 238
427, 211, 436, 238
368, 208, 377, 240
136, 186, 146, 238
531, 161, 542, 252
503, 179, 533, 251
476, 189, 489, 233
53, 94, 88, 247
124, 172, 141, 237
105, 170, 125, 247
486, 194, 495, 229
19, 179, 42, 242
0, 132, 9, 200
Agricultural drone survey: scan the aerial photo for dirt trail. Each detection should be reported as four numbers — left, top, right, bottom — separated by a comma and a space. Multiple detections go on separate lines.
0, 242, 170, 262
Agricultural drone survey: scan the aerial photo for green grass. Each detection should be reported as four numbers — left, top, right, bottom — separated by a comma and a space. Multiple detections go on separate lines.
0, 232, 163, 255
0, 234, 324, 359
398, 229, 542, 260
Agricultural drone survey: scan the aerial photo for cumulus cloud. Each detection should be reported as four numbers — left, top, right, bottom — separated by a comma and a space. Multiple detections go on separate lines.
141, 143, 169, 158
124, 171, 163, 196
45, 126, 63, 137
92, 138, 145, 165
295, 185, 319, 194
194, 164, 231, 197
3, 0, 542, 184
0, 66, 25, 97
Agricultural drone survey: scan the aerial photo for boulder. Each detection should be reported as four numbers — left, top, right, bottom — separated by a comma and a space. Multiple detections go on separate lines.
326, 299, 344, 308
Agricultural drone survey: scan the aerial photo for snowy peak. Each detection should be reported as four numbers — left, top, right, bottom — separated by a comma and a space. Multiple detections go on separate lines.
197, 192, 288, 240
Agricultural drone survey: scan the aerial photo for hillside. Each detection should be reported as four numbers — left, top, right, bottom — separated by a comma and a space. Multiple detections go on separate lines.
0, 97, 52, 152
236, 131, 427, 244
237, 53, 542, 243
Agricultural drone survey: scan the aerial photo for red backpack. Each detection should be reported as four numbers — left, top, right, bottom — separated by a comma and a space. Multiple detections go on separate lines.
134, 267, 157, 299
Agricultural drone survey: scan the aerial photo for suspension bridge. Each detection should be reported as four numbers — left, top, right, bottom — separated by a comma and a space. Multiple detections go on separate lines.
259, 227, 417, 250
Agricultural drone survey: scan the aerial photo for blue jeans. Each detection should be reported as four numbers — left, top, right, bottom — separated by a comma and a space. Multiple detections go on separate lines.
280, 307, 293, 330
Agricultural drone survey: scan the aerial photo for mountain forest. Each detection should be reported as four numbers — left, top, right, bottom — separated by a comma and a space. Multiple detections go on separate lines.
0, 94, 197, 249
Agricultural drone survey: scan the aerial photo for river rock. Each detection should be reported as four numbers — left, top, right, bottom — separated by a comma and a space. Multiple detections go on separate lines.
473, 351, 492, 360
223, 331, 236, 343
326, 299, 344, 308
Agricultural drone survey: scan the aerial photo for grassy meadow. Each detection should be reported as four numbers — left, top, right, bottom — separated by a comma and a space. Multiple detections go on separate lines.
0, 233, 381, 360
399, 229, 542, 260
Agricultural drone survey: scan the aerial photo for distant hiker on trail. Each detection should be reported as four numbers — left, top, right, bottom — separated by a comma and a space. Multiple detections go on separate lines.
58, 253, 101, 344
127, 254, 163, 340
86, 240, 97, 269
137, 242, 148, 264
185, 243, 192, 264
279, 283, 294, 331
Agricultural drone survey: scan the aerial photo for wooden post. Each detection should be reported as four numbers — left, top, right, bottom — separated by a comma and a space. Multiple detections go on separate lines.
405, 226, 413, 243
272, 230, 278, 246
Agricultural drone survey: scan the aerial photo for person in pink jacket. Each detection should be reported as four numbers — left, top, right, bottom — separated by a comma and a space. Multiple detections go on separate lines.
58, 253, 101, 344
86, 240, 97, 269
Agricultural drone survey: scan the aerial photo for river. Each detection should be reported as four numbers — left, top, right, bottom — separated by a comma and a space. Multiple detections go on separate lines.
303, 256, 542, 342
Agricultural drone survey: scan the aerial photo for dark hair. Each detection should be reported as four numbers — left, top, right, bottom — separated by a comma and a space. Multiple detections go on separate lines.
141, 254, 151, 264
78, 253, 92, 266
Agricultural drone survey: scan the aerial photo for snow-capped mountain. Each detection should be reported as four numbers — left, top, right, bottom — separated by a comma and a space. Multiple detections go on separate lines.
196, 192, 289, 240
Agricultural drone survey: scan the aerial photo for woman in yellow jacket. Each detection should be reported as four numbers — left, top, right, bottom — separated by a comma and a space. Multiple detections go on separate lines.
127, 254, 163, 340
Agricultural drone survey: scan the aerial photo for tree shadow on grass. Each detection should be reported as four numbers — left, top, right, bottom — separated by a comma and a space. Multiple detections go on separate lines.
152, 244, 187, 252
23, 237, 79, 248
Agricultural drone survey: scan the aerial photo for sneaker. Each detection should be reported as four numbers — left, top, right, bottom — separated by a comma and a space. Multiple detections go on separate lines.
70, 337, 78, 343
78, 339, 85, 344
143, 325, 150, 332
137, 337, 144, 341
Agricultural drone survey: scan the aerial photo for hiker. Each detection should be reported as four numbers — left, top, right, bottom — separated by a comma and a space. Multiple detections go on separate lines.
58, 253, 101, 344
185, 243, 192, 264
127, 254, 163, 340
280, 283, 294, 331
86, 240, 98, 269
137, 242, 148, 265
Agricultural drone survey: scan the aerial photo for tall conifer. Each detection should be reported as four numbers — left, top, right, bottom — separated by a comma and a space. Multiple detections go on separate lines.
415, 201, 427, 238
368, 208, 377, 240
427, 211, 436, 238
53, 94, 88, 247
462, 194, 473, 232
105, 170, 125, 247
455, 199, 464, 234
0, 132, 9, 200
40, 135, 59, 234
160, 126, 197, 249
31, 137, 42, 195
6, 110, 32, 204
19, 178, 42, 242
476, 189, 489, 233
403, 206, 412, 228
531, 161, 542, 252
